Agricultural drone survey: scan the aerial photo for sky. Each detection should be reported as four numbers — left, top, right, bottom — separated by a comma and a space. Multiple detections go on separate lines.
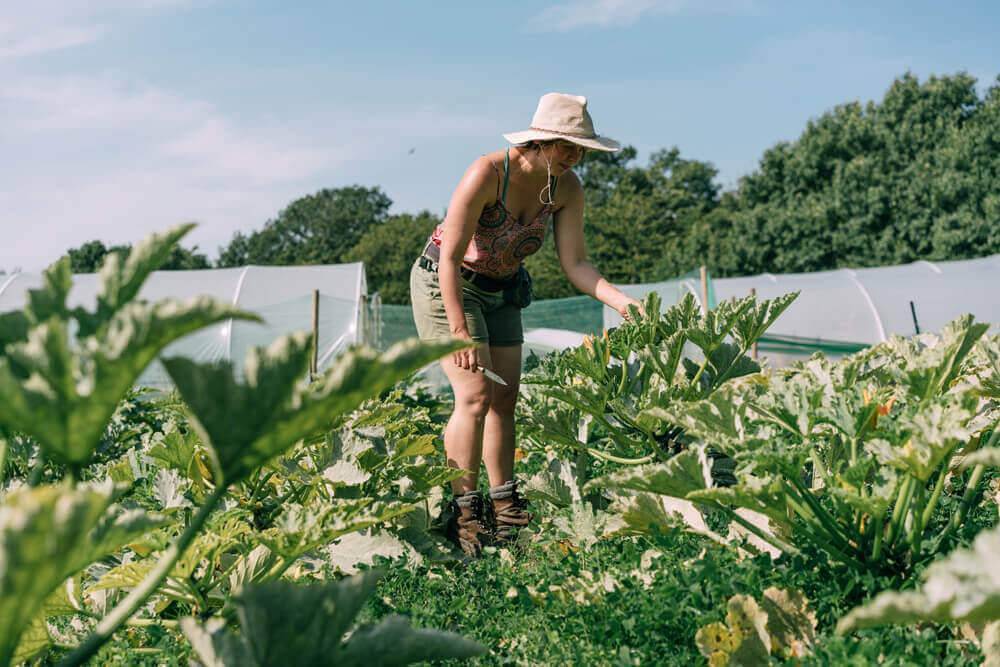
2, 0, 998, 271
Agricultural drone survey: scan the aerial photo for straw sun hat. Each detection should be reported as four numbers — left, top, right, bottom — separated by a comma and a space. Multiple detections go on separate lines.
503, 92, 620, 152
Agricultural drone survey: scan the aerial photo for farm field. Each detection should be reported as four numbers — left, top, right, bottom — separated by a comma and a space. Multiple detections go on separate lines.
1, 227, 998, 666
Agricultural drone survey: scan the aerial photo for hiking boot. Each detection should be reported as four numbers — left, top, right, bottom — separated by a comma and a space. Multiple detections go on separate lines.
445, 491, 488, 557
488, 479, 533, 545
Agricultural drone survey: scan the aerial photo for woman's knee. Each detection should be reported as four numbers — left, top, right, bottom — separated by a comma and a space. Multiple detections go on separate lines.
489, 385, 520, 416
454, 390, 492, 419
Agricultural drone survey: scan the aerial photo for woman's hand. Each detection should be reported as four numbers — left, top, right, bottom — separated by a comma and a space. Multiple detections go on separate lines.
451, 330, 480, 371
616, 297, 644, 321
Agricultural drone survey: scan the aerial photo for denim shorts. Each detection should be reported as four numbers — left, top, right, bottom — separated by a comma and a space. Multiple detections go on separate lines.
409, 258, 524, 346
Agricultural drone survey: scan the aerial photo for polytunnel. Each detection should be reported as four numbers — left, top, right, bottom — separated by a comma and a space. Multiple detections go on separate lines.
603, 254, 1000, 360
0, 264, 373, 387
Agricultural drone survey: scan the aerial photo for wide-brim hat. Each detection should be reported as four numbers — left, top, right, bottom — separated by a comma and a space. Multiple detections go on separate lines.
503, 92, 620, 152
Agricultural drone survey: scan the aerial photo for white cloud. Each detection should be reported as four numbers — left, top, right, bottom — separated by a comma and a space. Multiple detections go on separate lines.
0, 1, 198, 60
0, 65, 499, 271
529, 0, 753, 32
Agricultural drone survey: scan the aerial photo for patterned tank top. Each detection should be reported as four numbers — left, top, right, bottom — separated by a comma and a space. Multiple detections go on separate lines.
429, 149, 558, 280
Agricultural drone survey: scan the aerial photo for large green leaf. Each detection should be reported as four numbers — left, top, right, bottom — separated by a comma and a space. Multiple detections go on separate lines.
164, 336, 463, 485
0, 312, 29, 353
24, 258, 73, 332
73, 223, 197, 337
0, 481, 162, 665
261, 499, 413, 559
837, 523, 1000, 633
0, 298, 256, 466
960, 447, 1000, 469
730, 292, 799, 353
689, 475, 791, 529
697, 587, 817, 664
180, 572, 486, 667
898, 315, 989, 401
586, 447, 712, 498
647, 388, 749, 449
0, 224, 256, 467
685, 296, 753, 356
865, 396, 974, 481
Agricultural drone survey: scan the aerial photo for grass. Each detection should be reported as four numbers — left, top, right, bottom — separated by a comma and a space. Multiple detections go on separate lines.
362, 528, 984, 665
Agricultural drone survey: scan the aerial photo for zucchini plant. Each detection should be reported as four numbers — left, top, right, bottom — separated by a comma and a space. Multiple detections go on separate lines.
0, 225, 476, 666
591, 315, 999, 574
518, 291, 796, 467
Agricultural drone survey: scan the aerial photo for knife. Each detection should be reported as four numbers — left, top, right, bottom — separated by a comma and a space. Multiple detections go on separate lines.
476, 366, 508, 386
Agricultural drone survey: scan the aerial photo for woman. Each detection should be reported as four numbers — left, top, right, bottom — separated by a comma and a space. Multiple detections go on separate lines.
410, 92, 641, 556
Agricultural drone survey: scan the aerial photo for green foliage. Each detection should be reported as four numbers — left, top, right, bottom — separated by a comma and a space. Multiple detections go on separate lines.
630, 315, 999, 573
696, 587, 818, 664
67, 239, 209, 273
0, 482, 160, 665
0, 224, 479, 666
837, 522, 1000, 633
518, 291, 794, 467
345, 212, 440, 305
180, 571, 485, 666
711, 72, 1000, 276
216, 186, 392, 267
0, 225, 256, 468
163, 335, 460, 485
364, 529, 984, 665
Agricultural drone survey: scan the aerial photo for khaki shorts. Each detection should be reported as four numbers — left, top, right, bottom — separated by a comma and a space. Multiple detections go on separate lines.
409, 258, 524, 347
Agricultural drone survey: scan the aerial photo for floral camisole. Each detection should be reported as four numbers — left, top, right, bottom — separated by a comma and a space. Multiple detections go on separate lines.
429, 149, 559, 280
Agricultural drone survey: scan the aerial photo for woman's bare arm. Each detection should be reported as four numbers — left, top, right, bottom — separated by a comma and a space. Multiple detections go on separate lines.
437, 157, 497, 368
552, 173, 638, 315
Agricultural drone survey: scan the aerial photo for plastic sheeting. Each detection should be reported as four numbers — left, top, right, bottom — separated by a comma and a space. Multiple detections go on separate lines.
0, 264, 369, 387
601, 255, 1000, 359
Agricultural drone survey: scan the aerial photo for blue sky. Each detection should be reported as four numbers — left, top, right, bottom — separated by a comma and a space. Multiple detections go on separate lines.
3, 0, 998, 271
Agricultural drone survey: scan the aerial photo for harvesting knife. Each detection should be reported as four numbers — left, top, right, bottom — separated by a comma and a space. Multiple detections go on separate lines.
476, 366, 508, 386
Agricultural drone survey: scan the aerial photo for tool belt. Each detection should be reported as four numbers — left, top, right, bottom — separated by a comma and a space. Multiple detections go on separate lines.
419, 242, 519, 293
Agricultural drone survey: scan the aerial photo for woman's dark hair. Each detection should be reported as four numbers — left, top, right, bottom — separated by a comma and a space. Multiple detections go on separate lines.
520, 139, 587, 159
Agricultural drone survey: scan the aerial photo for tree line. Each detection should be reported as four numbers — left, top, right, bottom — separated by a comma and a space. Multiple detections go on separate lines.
64, 72, 1000, 303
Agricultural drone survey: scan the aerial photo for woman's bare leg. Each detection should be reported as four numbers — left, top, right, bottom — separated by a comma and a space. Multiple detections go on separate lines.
482, 344, 521, 487
440, 344, 493, 494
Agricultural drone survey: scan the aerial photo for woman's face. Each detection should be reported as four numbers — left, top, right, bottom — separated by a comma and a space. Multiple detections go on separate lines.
543, 140, 585, 174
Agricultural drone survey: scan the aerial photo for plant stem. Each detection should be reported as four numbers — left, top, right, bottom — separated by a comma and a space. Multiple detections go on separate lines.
593, 413, 634, 452
917, 468, 948, 541
870, 514, 885, 562
779, 482, 860, 564
720, 506, 799, 555
885, 475, 914, 549
906, 483, 926, 555
616, 361, 629, 396
58, 484, 228, 667
949, 463, 986, 532
788, 476, 858, 547
689, 355, 711, 390
585, 447, 655, 466
126, 618, 179, 629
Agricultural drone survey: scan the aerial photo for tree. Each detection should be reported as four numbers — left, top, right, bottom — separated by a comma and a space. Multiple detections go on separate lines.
714, 72, 1000, 275
217, 186, 393, 267
66, 239, 208, 273
345, 212, 440, 304
162, 244, 210, 270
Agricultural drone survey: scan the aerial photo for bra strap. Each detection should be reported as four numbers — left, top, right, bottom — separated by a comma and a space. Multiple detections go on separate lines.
502, 148, 511, 205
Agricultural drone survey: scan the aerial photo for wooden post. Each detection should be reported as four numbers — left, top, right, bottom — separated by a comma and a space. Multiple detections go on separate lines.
311, 289, 319, 378
750, 287, 758, 360
699, 265, 709, 316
